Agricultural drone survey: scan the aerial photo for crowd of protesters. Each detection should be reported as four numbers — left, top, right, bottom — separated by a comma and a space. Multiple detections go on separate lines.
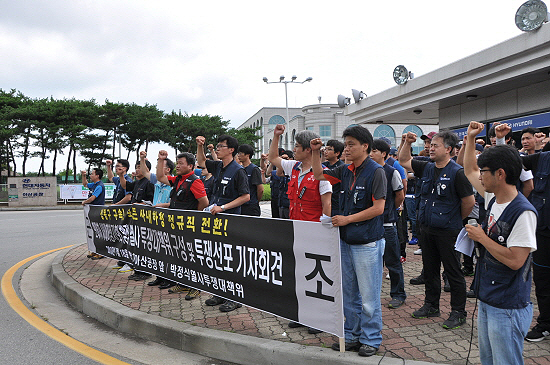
79, 122, 549, 363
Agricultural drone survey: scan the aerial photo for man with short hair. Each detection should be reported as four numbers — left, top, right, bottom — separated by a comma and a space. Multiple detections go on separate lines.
82, 167, 106, 260
399, 131, 474, 330
197, 134, 250, 312
464, 121, 537, 364
495, 124, 550, 343
311, 126, 386, 357
521, 127, 540, 155
371, 139, 406, 309
323, 139, 345, 216
119, 159, 156, 281
141, 150, 177, 290
237, 144, 264, 217
81, 168, 105, 206
156, 150, 209, 298
268, 125, 332, 334
106, 159, 132, 204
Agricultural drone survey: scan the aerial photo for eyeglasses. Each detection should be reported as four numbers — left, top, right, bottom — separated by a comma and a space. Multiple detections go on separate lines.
216, 144, 228, 149
479, 169, 492, 175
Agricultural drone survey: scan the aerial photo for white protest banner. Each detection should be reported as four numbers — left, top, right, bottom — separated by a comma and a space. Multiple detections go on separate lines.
84, 204, 343, 337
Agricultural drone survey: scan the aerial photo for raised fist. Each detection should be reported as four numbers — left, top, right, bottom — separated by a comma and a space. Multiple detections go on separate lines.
494, 123, 511, 139
106, 159, 112, 166
207, 144, 215, 151
467, 121, 484, 139
196, 136, 206, 146
139, 150, 147, 159
158, 150, 168, 160
404, 132, 417, 144
274, 124, 285, 136
310, 138, 323, 151
81, 170, 86, 175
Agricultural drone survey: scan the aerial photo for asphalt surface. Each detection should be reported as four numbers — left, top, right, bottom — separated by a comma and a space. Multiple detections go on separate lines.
5, 204, 550, 364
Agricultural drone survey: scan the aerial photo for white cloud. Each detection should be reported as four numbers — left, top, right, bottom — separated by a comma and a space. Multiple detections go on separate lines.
0, 0, 529, 172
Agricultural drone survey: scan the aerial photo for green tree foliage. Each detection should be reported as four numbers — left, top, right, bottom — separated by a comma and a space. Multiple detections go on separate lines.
226, 126, 261, 148
1, 90, 257, 181
119, 103, 165, 160
0, 89, 27, 180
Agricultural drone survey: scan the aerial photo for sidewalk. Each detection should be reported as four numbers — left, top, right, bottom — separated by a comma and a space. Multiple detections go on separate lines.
53, 202, 550, 364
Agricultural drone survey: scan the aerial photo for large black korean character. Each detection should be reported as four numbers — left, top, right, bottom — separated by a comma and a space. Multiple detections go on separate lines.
304, 253, 334, 302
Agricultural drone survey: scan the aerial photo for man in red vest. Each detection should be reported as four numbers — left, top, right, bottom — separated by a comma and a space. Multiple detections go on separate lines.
268, 124, 332, 334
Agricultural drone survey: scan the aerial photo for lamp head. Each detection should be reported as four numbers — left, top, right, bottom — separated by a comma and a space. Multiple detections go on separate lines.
515, 0, 548, 31
280, 75, 285, 81
263, 77, 268, 83
305, 77, 312, 82
352, 89, 366, 103
291, 75, 297, 81
337, 95, 351, 108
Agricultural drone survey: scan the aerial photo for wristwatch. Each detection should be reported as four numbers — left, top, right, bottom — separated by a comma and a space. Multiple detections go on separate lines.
221, 205, 226, 211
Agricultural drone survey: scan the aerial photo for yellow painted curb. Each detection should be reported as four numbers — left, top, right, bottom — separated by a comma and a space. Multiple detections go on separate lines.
1, 245, 130, 365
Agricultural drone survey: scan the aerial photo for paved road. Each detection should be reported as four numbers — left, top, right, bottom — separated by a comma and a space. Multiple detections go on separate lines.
0, 209, 235, 364
0, 210, 100, 364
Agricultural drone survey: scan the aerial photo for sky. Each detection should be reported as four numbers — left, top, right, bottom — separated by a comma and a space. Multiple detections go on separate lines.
0, 0, 528, 173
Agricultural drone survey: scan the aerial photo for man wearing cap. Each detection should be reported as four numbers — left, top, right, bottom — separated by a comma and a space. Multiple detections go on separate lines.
419, 132, 437, 157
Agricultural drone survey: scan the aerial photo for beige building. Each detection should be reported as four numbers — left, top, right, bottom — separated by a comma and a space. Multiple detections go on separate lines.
239, 104, 433, 157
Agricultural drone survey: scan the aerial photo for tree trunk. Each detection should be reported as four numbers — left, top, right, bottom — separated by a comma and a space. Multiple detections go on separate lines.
52, 148, 58, 177
64, 145, 72, 184
135, 142, 143, 162
22, 130, 30, 177
72, 147, 77, 182
40, 130, 46, 176
8, 140, 16, 177
112, 130, 116, 160
100, 132, 109, 163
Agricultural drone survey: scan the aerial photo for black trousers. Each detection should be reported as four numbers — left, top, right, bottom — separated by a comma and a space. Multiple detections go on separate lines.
270, 197, 280, 218
397, 208, 408, 257
420, 224, 466, 313
534, 230, 550, 329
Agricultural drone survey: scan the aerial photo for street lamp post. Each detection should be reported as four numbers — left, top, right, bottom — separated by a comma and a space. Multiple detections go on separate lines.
263, 76, 313, 148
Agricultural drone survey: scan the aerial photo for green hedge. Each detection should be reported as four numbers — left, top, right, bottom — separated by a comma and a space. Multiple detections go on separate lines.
261, 184, 271, 201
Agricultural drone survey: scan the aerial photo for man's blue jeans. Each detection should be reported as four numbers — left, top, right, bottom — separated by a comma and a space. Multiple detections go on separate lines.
383, 225, 406, 301
478, 301, 532, 365
340, 238, 385, 348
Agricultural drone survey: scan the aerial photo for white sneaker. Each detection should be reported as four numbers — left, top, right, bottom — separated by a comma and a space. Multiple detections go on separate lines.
414, 248, 422, 255
118, 264, 133, 273
386, 273, 390, 279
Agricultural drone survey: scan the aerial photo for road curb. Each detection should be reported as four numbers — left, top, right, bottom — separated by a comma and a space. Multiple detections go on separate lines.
50, 249, 435, 365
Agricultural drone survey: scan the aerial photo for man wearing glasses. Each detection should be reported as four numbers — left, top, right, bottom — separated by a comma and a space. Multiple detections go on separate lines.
196, 134, 250, 312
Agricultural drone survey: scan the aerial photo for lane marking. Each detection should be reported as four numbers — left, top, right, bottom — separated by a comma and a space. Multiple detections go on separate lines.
1, 245, 131, 365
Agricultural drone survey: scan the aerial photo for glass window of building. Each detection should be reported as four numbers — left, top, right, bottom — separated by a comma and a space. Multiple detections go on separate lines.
403, 125, 424, 155
319, 125, 331, 142
373, 125, 396, 147
306, 126, 314, 131
269, 115, 285, 125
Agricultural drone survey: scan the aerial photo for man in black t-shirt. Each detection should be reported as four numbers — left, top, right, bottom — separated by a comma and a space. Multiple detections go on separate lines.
323, 139, 345, 216
119, 159, 155, 281
399, 131, 474, 330
197, 134, 250, 313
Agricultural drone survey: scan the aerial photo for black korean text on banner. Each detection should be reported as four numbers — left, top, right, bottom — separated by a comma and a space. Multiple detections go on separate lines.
83, 204, 343, 337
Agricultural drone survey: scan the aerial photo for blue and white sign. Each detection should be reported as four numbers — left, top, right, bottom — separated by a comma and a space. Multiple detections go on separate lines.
451, 111, 550, 139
